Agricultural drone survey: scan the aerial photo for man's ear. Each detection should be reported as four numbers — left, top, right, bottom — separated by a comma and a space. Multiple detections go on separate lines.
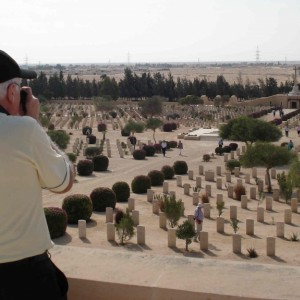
6, 83, 17, 104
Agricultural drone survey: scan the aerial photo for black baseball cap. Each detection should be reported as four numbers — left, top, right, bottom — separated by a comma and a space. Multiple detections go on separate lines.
0, 50, 37, 83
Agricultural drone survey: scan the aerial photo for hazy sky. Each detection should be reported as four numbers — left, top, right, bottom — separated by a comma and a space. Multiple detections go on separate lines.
1, 0, 300, 64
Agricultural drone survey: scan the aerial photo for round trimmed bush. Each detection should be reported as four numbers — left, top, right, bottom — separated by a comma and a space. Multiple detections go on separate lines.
87, 134, 96, 144
112, 181, 130, 202
229, 143, 238, 151
131, 175, 151, 194
215, 147, 224, 155
62, 194, 93, 224
90, 187, 117, 212
163, 123, 174, 132
203, 154, 211, 162
77, 159, 94, 176
173, 160, 188, 175
85, 146, 102, 158
133, 149, 146, 160
222, 145, 232, 153
44, 207, 67, 239
143, 145, 156, 156
97, 123, 107, 132
82, 126, 92, 135
161, 165, 175, 179
121, 129, 130, 136
93, 155, 109, 171
226, 159, 241, 174
168, 141, 178, 148
147, 170, 164, 186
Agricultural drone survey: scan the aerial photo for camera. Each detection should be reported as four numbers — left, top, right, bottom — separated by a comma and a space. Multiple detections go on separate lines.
20, 90, 27, 114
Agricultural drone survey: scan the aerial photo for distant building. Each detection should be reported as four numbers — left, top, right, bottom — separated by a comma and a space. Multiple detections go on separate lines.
287, 66, 300, 108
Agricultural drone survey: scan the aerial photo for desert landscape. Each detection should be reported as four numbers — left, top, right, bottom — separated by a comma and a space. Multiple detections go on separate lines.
43, 102, 300, 269
39, 62, 298, 85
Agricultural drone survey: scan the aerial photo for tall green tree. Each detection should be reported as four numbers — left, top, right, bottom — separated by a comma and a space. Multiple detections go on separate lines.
140, 96, 164, 117
219, 116, 282, 146
239, 142, 297, 192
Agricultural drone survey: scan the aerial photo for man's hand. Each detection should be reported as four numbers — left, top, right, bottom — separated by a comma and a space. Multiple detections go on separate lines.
20, 87, 40, 120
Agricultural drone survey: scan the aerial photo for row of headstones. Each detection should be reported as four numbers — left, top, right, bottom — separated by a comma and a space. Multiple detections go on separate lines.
72, 137, 83, 155
76, 207, 278, 256
147, 184, 298, 221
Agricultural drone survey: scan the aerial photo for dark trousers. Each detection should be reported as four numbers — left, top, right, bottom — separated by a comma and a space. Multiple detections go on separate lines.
162, 147, 166, 156
0, 252, 67, 300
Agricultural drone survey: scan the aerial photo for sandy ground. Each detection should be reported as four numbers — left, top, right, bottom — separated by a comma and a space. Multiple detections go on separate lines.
44, 108, 300, 267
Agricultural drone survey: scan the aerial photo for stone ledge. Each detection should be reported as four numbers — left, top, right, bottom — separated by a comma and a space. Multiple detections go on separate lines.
51, 245, 300, 300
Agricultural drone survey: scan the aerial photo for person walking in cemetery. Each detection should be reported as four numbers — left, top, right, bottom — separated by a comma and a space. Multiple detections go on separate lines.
0, 50, 74, 300
218, 138, 223, 148
178, 140, 183, 155
161, 140, 167, 157
288, 140, 294, 151
285, 124, 289, 137
193, 203, 204, 242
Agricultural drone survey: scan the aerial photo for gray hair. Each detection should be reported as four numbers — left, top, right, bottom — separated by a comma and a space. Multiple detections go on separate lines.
0, 78, 22, 99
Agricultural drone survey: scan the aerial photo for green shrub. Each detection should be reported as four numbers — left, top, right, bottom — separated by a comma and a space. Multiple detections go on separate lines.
62, 194, 93, 224
143, 145, 156, 156
82, 126, 92, 135
131, 175, 151, 194
147, 170, 164, 186
226, 159, 241, 174
85, 146, 102, 158
163, 195, 183, 228
115, 209, 135, 245
67, 152, 77, 163
173, 160, 188, 175
77, 159, 94, 176
176, 220, 195, 251
133, 149, 146, 160
90, 187, 117, 212
112, 181, 130, 202
44, 207, 67, 239
93, 155, 109, 171
161, 165, 175, 179
47, 130, 70, 150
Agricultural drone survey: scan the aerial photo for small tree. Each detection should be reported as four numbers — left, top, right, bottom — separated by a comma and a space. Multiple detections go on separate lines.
216, 201, 225, 216
277, 172, 293, 203
219, 116, 282, 147
124, 119, 145, 135
229, 218, 240, 234
146, 118, 163, 144
163, 195, 183, 228
176, 220, 196, 251
239, 142, 296, 193
115, 209, 135, 245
